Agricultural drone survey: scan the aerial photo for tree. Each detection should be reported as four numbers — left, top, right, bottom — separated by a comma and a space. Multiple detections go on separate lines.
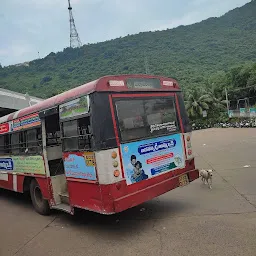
185, 89, 212, 118
79, 96, 88, 108
204, 85, 227, 112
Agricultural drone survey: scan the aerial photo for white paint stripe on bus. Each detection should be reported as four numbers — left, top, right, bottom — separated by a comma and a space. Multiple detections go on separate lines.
0, 173, 8, 181
13, 174, 17, 191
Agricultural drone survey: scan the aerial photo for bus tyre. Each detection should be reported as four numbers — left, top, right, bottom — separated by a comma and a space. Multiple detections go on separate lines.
30, 179, 50, 215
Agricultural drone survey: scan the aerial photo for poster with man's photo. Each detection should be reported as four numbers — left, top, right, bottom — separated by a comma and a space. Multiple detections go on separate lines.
121, 133, 185, 185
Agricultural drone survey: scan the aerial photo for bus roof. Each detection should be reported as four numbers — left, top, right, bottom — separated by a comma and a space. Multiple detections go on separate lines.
0, 74, 180, 123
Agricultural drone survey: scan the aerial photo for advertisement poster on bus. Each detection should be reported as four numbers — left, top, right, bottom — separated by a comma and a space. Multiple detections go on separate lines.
59, 96, 90, 120
13, 156, 45, 174
13, 113, 41, 131
0, 155, 45, 174
0, 122, 12, 135
63, 152, 96, 180
120, 133, 185, 185
0, 158, 14, 171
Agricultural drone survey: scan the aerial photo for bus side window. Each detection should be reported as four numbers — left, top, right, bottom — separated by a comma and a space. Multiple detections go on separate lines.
19, 131, 27, 153
78, 117, 92, 150
37, 128, 42, 148
0, 136, 4, 154
11, 132, 20, 155
62, 117, 92, 151
4, 135, 10, 154
45, 114, 61, 147
62, 120, 79, 151
26, 129, 38, 154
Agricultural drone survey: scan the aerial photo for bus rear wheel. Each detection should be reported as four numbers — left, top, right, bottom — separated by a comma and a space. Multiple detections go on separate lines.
30, 179, 50, 215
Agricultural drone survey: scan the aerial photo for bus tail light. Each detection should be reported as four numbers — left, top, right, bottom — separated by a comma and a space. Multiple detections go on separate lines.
112, 160, 118, 168
112, 151, 121, 176
114, 170, 120, 177
184, 133, 193, 160
111, 151, 117, 159
95, 148, 123, 184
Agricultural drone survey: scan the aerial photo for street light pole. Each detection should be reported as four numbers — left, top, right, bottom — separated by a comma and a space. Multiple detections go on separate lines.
225, 88, 229, 113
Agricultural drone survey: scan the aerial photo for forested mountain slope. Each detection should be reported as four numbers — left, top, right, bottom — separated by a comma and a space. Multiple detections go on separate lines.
0, 0, 255, 98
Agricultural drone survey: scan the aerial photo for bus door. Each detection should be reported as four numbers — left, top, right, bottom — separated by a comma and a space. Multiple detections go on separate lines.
39, 108, 70, 210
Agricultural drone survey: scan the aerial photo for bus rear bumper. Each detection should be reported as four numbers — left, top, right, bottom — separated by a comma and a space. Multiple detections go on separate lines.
113, 169, 199, 213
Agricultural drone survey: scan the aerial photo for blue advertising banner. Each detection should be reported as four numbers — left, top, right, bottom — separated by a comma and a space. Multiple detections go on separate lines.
0, 158, 14, 171
63, 152, 97, 180
120, 134, 185, 185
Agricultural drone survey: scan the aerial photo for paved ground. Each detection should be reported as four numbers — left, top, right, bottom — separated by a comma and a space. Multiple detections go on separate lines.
0, 128, 256, 256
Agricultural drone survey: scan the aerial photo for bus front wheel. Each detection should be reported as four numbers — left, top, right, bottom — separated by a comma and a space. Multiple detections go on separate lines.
30, 179, 50, 215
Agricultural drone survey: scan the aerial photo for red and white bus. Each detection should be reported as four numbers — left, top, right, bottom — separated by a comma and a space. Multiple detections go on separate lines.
0, 75, 198, 215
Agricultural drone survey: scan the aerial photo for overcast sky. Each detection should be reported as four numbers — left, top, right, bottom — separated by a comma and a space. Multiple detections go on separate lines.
0, 0, 250, 66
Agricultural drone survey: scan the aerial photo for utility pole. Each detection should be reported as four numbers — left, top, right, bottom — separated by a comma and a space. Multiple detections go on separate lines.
225, 88, 229, 113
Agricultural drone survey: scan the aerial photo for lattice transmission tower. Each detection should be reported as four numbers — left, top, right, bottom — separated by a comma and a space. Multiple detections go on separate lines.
68, 0, 82, 48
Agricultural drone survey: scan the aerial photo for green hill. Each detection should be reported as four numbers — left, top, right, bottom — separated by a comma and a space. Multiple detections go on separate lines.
0, 0, 255, 98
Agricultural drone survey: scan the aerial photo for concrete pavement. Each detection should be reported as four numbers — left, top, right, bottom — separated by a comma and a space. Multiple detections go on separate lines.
0, 128, 255, 256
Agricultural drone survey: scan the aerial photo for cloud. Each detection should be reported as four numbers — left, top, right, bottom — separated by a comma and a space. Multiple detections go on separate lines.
24, 0, 68, 8
72, 0, 81, 4
0, 42, 35, 65
191, 0, 211, 5
0, 48, 8, 55
2, 0, 81, 11
11, 44, 33, 58
152, 13, 200, 31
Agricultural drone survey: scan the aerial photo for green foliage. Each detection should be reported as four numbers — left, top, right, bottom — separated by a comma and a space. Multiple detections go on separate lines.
0, 1, 255, 102
185, 61, 256, 119
185, 89, 211, 118
40, 76, 52, 85
222, 62, 256, 107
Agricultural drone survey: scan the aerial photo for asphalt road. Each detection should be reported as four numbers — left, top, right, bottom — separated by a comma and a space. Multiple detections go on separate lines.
0, 128, 256, 256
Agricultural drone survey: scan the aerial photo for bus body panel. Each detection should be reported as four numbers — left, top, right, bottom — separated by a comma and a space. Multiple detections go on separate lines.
0, 74, 199, 215
67, 180, 103, 213
0, 173, 13, 191
94, 148, 123, 184
0, 172, 51, 200
36, 176, 52, 200
0, 173, 24, 192
113, 168, 198, 213
65, 168, 198, 215
65, 154, 198, 214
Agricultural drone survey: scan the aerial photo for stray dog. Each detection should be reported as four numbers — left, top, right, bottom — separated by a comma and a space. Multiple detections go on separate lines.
199, 169, 213, 189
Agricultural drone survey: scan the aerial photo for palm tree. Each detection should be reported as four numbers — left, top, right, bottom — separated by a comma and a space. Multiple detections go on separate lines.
185, 89, 212, 118
206, 86, 228, 110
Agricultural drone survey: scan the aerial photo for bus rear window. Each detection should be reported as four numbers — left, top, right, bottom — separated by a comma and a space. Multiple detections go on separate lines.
115, 97, 179, 142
